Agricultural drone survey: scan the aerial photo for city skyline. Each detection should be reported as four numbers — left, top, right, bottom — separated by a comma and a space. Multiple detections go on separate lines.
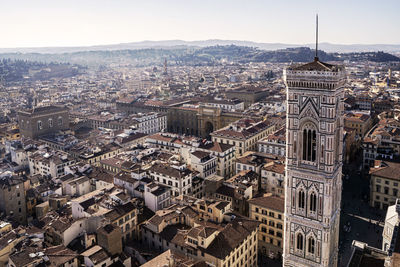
1, 0, 400, 48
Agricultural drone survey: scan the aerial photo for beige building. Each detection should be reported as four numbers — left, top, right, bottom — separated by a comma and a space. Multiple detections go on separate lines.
104, 200, 138, 243
344, 112, 373, 139
261, 159, 285, 196
370, 160, 400, 210
249, 194, 284, 259
211, 118, 275, 157
142, 203, 259, 267
146, 133, 236, 178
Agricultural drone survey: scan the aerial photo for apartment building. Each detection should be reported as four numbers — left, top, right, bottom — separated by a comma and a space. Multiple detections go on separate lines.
148, 163, 193, 197
363, 119, 400, 168
29, 149, 76, 178
89, 112, 166, 134
144, 182, 171, 212
261, 160, 285, 196
211, 118, 275, 157
258, 127, 286, 157
142, 203, 259, 267
202, 99, 245, 111
104, 200, 138, 243
146, 133, 235, 178
215, 170, 258, 216
190, 151, 216, 178
344, 112, 373, 138
248, 194, 284, 259
370, 160, 400, 210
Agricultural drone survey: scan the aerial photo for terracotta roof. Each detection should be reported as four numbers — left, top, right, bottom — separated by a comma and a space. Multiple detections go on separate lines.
199, 142, 233, 152
262, 161, 285, 174
369, 161, 400, 181
248, 195, 285, 212
204, 218, 259, 259
191, 150, 211, 160
149, 163, 192, 179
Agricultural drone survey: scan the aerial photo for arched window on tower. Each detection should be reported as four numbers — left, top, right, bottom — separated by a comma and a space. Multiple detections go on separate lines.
308, 237, 315, 254
297, 233, 304, 250
302, 123, 317, 162
298, 190, 305, 209
310, 192, 317, 212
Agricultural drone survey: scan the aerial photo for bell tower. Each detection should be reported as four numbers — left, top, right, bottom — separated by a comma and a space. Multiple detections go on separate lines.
282, 16, 346, 267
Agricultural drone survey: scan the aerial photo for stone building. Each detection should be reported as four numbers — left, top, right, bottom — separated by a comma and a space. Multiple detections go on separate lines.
167, 105, 244, 139
97, 224, 123, 256
283, 57, 346, 267
18, 105, 69, 139
225, 85, 269, 108
0, 174, 27, 224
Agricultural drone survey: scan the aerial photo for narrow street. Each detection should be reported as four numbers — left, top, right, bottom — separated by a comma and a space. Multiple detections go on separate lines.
339, 161, 385, 266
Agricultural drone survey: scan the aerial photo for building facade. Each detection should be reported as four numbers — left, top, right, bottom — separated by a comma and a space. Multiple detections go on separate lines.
18, 106, 70, 139
211, 118, 275, 158
258, 127, 286, 157
249, 195, 284, 259
283, 58, 346, 267
369, 160, 400, 210
0, 174, 27, 224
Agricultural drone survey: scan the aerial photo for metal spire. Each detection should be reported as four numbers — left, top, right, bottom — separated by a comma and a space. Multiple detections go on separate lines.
315, 14, 319, 61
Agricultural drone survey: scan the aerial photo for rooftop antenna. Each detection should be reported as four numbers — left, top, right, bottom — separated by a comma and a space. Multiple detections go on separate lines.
315, 14, 319, 61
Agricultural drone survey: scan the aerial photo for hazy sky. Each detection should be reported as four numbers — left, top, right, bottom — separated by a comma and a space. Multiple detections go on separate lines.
1, 0, 399, 48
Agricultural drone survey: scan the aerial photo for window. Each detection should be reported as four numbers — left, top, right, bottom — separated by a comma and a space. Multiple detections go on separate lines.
296, 233, 304, 250
310, 192, 317, 212
48, 118, 53, 127
37, 121, 43, 130
58, 117, 63, 126
302, 124, 317, 162
268, 229, 274, 235
298, 190, 305, 209
376, 185, 381, 192
308, 237, 315, 254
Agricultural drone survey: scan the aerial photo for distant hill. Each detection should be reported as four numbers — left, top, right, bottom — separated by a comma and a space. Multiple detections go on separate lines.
0, 59, 84, 83
1, 40, 400, 54
0, 46, 398, 67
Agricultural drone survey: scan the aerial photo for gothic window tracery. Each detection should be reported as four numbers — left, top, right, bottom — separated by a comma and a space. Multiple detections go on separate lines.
296, 233, 304, 251
310, 192, 317, 212
308, 237, 315, 254
302, 122, 317, 162
298, 190, 305, 209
